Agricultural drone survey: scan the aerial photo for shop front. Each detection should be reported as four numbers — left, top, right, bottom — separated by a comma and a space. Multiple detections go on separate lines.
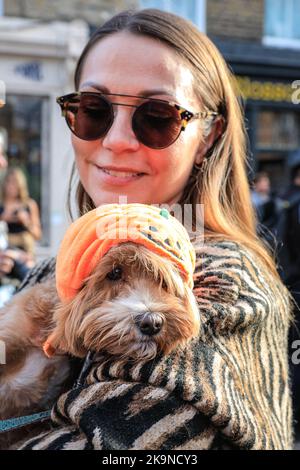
215, 38, 300, 193
236, 75, 300, 191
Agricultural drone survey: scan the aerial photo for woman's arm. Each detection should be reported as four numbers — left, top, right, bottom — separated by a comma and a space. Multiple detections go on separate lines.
28, 199, 42, 240
17, 199, 42, 240
19, 381, 219, 450
15, 256, 56, 293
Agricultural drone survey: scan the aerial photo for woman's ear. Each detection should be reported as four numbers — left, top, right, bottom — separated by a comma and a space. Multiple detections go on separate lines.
194, 118, 224, 165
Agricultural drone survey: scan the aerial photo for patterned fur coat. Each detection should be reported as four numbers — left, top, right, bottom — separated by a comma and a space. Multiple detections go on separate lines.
16, 240, 293, 450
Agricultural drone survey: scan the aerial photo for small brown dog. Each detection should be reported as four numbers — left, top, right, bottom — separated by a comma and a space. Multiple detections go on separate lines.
45, 242, 200, 361
0, 243, 199, 424
0, 204, 201, 448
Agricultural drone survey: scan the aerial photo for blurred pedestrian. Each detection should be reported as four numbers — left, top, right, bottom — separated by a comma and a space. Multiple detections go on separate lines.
275, 166, 300, 290
0, 167, 42, 258
251, 172, 277, 225
251, 171, 278, 247
274, 165, 300, 431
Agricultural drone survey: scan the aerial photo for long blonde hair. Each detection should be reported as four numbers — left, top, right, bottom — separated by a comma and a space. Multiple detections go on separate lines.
68, 8, 280, 279
1, 167, 30, 204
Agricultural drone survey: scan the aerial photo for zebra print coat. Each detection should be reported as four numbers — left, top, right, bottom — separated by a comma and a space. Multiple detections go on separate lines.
17, 240, 293, 450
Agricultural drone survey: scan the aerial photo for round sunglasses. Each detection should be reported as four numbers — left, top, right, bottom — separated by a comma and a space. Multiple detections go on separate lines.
56, 92, 218, 150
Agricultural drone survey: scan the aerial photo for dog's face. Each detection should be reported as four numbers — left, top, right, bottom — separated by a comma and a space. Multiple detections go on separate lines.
50, 242, 200, 361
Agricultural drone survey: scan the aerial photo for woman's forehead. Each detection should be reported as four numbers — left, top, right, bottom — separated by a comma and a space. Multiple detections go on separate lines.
79, 32, 197, 105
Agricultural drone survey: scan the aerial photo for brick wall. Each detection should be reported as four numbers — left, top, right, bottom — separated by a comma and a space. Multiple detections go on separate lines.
4, 0, 265, 40
207, 0, 264, 41
4, 0, 138, 26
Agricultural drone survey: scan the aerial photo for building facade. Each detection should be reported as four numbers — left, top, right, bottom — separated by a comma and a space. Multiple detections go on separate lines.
3, 0, 138, 25
0, 16, 90, 258
207, 0, 300, 190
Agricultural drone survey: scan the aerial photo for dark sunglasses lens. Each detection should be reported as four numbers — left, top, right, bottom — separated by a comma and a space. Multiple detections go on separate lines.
64, 94, 112, 140
133, 101, 182, 149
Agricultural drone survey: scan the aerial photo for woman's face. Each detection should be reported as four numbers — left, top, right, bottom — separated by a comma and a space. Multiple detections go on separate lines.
74, 32, 205, 207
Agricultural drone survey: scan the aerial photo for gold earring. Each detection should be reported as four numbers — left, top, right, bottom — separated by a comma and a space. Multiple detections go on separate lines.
194, 158, 208, 173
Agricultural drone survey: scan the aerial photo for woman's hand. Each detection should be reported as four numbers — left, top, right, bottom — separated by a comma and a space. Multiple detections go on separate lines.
26, 200, 42, 240
0, 250, 15, 276
0, 248, 34, 280
0, 209, 27, 225
1, 203, 42, 240
0, 211, 15, 224
15, 208, 31, 228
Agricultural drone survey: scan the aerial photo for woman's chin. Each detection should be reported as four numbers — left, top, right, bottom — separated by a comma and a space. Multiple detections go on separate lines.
91, 191, 150, 207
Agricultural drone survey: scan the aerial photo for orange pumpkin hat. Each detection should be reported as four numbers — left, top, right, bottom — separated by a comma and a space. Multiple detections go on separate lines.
56, 203, 196, 303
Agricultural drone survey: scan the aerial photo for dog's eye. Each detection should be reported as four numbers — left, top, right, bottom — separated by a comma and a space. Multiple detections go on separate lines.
106, 266, 123, 281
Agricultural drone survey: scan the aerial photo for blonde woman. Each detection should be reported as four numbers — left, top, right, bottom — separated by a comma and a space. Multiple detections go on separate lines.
11, 9, 292, 449
0, 167, 42, 256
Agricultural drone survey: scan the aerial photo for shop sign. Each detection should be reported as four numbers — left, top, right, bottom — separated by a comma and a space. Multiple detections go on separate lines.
14, 61, 43, 82
0, 56, 65, 89
235, 76, 300, 104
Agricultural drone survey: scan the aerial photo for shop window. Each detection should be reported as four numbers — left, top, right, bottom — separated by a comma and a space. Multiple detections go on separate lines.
254, 109, 300, 191
264, 0, 300, 47
257, 111, 300, 151
139, 0, 206, 31
0, 94, 49, 246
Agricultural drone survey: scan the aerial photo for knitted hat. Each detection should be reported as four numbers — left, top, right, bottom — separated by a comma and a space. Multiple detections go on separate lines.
56, 203, 196, 302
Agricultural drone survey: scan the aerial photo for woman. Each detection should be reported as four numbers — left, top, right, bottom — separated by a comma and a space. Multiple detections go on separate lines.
0, 167, 42, 257
16, 9, 292, 449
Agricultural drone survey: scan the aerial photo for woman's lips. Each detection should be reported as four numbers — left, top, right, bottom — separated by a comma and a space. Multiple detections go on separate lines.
95, 165, 146, 186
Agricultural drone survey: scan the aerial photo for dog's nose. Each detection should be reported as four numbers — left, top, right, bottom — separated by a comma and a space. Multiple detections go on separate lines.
138, 313, 164, 336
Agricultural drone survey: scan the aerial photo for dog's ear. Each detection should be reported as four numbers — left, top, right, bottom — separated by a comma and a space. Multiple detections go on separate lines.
46, 291, 91, 358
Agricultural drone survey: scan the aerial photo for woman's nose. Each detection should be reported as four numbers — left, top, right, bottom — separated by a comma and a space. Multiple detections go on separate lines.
102, 107, 140, 153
